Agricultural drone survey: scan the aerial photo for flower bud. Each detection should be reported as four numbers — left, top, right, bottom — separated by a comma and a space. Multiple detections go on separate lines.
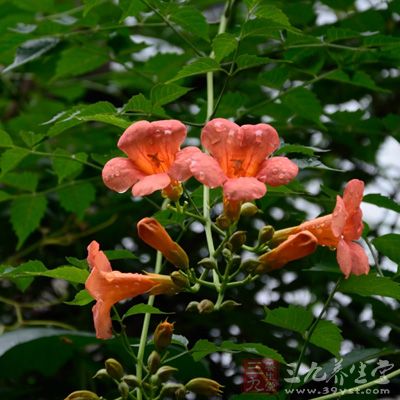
122, 375, 140, 388
162, 182, 183, 202
186, 377, 224, 396
222, 248, 232, 259
93, 368, 108, 379
147, 350, 161, 374
105, 358, 124, 380
170, 271, 189, 288
197, 257, 217, 270
240, 258, 261, 273
118, 381, 130, 399
186, 301, 199, 312
154, 319, 174, 351
240, 202, 259, 217
64, 390, 100, 400
137, 218, 189, 269
175, 386, 187, 399
228, 231, 247, 253
197, 299, 214, 314
220, 300, 241, 310
160, 383, 186, 397
258, 225, 275, 244
156, 366, 178, 382
216, 214, 231, 230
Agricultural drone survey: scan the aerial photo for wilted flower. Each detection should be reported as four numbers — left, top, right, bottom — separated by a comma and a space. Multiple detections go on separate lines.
137, 217, 189, 269
85, 241, 178, 339
171, 118, 298, 221
102, 120, 188, 201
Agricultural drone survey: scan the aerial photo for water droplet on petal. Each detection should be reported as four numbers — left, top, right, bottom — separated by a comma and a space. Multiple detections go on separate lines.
278, 173, 285, 179
165, 129, 172, 135
272, 168, 279, 174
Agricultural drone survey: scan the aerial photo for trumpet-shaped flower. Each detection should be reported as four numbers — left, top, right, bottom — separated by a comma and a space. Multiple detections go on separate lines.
272, 179, 369, 278
102, 120, 187, 200
137, 217, 189, 269
170, 118, 298, 220
85, 241, 178, 339
258, 231, 318, 273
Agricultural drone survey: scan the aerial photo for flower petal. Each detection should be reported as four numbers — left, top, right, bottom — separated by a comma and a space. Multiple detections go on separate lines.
168, 146, 202, 182
257, 157, 298, 186
118, 120, 186, 174
87, 240, 111, 272
332, 195, 347, 237
92, 299, 113, 339
132, 173, 171, 197
258, 231, 318, 272
343, 179, 364, 212
348, 241, 370, 276
201, 118, 280, 178
336, 239, 352, 278
223, 177, 266, 201
187, 151, 227, 188
102, 157, 144, 193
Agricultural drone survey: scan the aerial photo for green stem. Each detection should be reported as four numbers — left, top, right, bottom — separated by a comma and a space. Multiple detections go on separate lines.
136, 200, 169, 400
288, 278, 342, 395
364, 237, 384, 277
309, 368, 400, 400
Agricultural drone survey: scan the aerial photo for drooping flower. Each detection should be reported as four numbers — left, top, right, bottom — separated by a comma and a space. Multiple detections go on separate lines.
137, 217, 189, 269
85, 241, 179, 339
257, 231, 318, 273
102, 120, 187, 201
271, 179, 369, 278
170, 118, 298, 221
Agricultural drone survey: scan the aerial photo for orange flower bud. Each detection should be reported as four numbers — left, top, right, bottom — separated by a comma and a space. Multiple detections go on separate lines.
257, 231, 318, 273
137, 218, 189, 269
153, 319, 174, 351
186, 377, 223, 397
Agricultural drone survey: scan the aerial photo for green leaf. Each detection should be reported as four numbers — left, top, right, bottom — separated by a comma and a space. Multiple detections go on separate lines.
10, 195, 47, 249
0, 190, 12, 203
168, 58, 221, 82
83, 0, 103, 16
255, 5, 292, 27
65, 290, 94, 306
58, 182, 95, 219
0, 130, 13, 147
0, 261, 46, 292
236, 54, 274, 72
3, 37, 60, 73
326, 28, 359, 42
191, 339, 285, 363
363, 194, 400, 214
123, 93, 153, 113
0, 172, 39, 192
263, 305, 313, 334
153, 209, 185, 226
282, 88, 323, 124
294, 158, 342, 172
52, 150, 87, 183
55, 46, 109, 78
104, 250, 138, 260
276, 144, 328, 157
65, 257, 88, 269
309, 320, 342, 356
119, 0, 146, 20
340, 273, 400, 299
169, 5, 209, 41
123, 304, 171, 319
78, 114, 131, 129
0, 148, 30, 176
372, 234, 400, 264
212, 33, 238, 63
150, 84, 191, 106
258, 66, 289, 89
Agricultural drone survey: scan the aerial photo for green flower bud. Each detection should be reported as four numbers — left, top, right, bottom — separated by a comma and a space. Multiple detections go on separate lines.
216, 214, 231, 230
197, 257, 217, 270
156, 366, 178, 382
228, 231, 247, 253
160, 383, 186, 397
147, 350, 161, 374
240, 202, 259, 217
258, 225, 275, 244
118, 381, 130, 399
222, 248, 232, 259
240, 258, 261, 273
186, 301, 199, 312
64, 390, 100, 400
220, 300, 241, 310
105, 358, 124, 380
197, 299, 214, 314
186, 377, 224, 396
170, 271, 189, 288
122, 375, 140, 388
92, 368, 108, 379
175, 386, 187, 399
